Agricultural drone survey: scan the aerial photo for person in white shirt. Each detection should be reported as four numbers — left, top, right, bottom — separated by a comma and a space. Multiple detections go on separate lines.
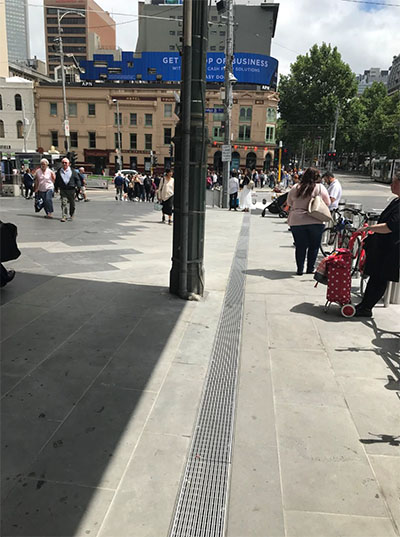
228, 172, 239, 211
323, 171, 342, 210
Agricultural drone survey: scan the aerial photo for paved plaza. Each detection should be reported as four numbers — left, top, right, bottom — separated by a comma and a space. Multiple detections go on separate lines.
1, 175, 399, 537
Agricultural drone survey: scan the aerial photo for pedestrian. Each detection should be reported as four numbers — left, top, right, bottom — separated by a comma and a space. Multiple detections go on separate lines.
23, 168, 34, 199
114, 172, 124, 201
54, 157, 81, 222
212, 170, 218, 189
150, 177, 157, 202
127, 174, 135, 201
286, 167, 331, 275
269, 169, 276, 189
239, 168, 253, 212
228, 171, 239, 211
354, 173, 400, 317
157, 169, 174, 225
33, 158, 55, 219
144, 174, 152, 202
0, 220, 20, 287
322, 171, 342, 210
78, 167, 90, 202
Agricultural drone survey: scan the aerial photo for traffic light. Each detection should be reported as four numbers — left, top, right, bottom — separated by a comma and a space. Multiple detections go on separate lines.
153, 155, 158, 167
326, 151, 337, 161
67, 151, 78, 168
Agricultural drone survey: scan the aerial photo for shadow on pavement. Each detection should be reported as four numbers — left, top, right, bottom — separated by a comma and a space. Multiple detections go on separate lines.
359, 433, 400, 446
244, 269, 296, 280
1, 273, 185, 537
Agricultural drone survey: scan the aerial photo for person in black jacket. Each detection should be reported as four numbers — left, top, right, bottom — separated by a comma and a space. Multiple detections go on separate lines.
354, 172, 400, 317
23, 168, 34, 199
54, 158, 81, 222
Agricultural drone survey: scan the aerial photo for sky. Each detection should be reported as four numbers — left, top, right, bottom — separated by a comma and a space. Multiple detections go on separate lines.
28, 0, 400, 77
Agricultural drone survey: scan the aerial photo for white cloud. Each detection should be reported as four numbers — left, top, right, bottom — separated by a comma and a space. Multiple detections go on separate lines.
29, 0, 399, 78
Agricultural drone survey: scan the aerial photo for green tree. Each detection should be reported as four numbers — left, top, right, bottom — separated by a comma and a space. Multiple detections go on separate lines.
278, 43, 358, 160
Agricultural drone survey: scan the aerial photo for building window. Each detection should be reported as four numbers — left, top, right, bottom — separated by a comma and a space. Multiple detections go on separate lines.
68, 102, 77, 116
0, 120, 4, 137
164, 128, 172, 145
212, 126, 224, 141
88, 103, 96, 116
145, 114, 152, 127
51, 130, 58, 147
114, 132, 122, 149
169, 30, 175, 35
265, 126, 275, 143
70, 131, 78, 148
169, 45, 175, 51
16, 121, 24, 138
114, 112, 122, 126
213, 112, 224, 122
50, 102, 57, 116
130, 133, 137, 150
130, 113, 137, 126
145, 133, 152, 150
238, 125, 251, 142
220, 31, 226, 36
210, 46, 216, 51
15, 94, 22, 111
266, 108, 276, 122
219, 46, 224, 51
130, 156, 137, 169
164, 104, 172, 118
239, 107, 252, 122
0, 95, 2, 110
211, 15, 218, 21
88, 131, 96, 148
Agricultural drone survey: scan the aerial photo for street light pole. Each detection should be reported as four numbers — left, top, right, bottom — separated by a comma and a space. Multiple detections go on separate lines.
278, 140, 283, 182
57, 9, 84, 153
112, 99, 122, 171
222, 0, 234, 209
328, 103, 340, 172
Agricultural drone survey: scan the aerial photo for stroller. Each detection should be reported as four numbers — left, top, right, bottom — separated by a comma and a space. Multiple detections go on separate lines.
261, 191, 289, 218
314, 248, 356, 317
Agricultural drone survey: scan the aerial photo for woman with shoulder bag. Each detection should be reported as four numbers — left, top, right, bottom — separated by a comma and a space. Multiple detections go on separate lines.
287, 167, 331, 275
156, 169, 174, 225
239, 168, 253, 212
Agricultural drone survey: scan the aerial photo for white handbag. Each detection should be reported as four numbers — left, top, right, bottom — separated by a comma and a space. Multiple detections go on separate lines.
308, 184, 332, 222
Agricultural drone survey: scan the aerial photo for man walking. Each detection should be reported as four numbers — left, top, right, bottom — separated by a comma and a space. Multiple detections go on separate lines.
228, 171, 239, 211
323, 171, 342, 210
114, 172, 124, 201
78, 167, 90, 202
54, 157, 81, 222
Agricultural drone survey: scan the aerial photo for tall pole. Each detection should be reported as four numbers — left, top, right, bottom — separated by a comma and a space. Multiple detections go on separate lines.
113, 99, 122, 170
222, 0, 234, 209
21, 99, 27, 153
277, 140, 282, 182
328, 103, 340, 172
58, 9, 70, 153
170, 0, 208, 298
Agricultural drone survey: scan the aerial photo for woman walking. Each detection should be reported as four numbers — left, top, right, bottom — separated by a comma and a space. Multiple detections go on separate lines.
239, 168, 253, 212
354, 173, 400, 317
34, 158, 55, 219
157, 170, 174, 225
287, 167, 330, 275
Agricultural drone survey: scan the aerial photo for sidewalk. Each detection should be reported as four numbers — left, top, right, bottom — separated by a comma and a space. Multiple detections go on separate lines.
1, 193, 399, 537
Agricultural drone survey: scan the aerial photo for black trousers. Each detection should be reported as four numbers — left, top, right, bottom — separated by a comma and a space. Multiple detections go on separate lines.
291, 224, 325, 273
360, 275, 388, 310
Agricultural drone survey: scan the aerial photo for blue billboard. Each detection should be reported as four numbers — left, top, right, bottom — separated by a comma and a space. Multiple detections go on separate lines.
80, 51, 278, 86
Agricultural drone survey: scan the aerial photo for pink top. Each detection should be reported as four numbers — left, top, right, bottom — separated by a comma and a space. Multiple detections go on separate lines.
287, 183, 331, 226
36, 167, 55, 192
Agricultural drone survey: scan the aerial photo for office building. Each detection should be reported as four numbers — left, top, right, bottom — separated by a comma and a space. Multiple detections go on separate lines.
44, 0, 116, 78
387, 55, 400, 95
5, 0, 30, 64
356, 67, 389, 95
136, 1, 279, 56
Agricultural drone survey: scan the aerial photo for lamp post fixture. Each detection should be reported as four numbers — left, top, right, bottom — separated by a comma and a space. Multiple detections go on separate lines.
112, 98, 122, 171
57, 8, 85, 153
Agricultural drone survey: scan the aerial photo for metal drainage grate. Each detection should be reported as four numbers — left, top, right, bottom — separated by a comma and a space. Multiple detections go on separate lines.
170, 213, 250, 537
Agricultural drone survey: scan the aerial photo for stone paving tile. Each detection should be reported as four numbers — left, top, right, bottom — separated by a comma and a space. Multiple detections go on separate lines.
369, 455, 400, 530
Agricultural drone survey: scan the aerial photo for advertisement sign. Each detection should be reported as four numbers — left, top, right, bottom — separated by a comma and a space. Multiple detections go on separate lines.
80, 51, 278, 86
221, 145, 231, 162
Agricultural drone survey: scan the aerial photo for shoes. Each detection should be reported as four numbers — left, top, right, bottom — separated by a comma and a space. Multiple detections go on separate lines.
354, 304, 373, 317
168, 220, 172, 225
84, 199, 90, 202
115, 196, 118, 200
44, 214, 53, 219
0, 270, 15, 288
296, 271, 303, 275
306, 269, 314, 274
60, 218, 66, 222
69, 216, 74, 221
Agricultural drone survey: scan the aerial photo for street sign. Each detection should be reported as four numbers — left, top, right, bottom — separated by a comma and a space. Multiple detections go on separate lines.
64, 120, 70, 137
205, 107, 224, 114
221, 144, 231, 162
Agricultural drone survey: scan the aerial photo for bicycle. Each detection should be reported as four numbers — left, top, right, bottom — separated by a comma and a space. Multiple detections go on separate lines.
348, 224, 372, 295
320, 208, 365, 256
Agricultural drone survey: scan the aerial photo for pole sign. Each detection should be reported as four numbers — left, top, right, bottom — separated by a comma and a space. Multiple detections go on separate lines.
80, 52, 279, 86
205, 107, 224, 113
221, 145, 232, 162
64, 120, 70, 137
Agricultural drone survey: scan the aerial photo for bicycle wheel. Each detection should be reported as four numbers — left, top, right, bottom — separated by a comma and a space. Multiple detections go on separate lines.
350, 236, 362, 276
360, 274, 369, 296
320, 227, 338, 256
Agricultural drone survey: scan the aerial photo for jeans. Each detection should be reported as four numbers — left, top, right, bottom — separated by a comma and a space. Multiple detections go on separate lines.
116, 186, 123, 200
60, 189, 75, 218
291, 224, 325, 273
38, 189, 54, 215
229, 192, 238, 209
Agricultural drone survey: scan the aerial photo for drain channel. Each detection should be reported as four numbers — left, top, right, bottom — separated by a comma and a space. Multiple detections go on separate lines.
170, 213, 250, 537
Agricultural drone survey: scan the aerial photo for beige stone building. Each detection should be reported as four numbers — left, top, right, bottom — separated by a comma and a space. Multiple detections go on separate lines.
34, 82, 278, 174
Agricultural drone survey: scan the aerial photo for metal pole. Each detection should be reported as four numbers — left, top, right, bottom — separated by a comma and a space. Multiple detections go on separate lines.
114, 99, 122, 170
278, 140, 282, 182
328, 104, 339, 172
178, 0, 192, 299
222, 0, 234, 209
21, 99, 27, 152
58, 9, 70, 153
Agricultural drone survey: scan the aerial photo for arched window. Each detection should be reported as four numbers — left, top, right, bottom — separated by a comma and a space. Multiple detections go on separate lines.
0, 120, 4, 138
15, 94, 22, 111
213, 151, 222, 174
246, 152, 257, 170
16, 120, 24, 138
